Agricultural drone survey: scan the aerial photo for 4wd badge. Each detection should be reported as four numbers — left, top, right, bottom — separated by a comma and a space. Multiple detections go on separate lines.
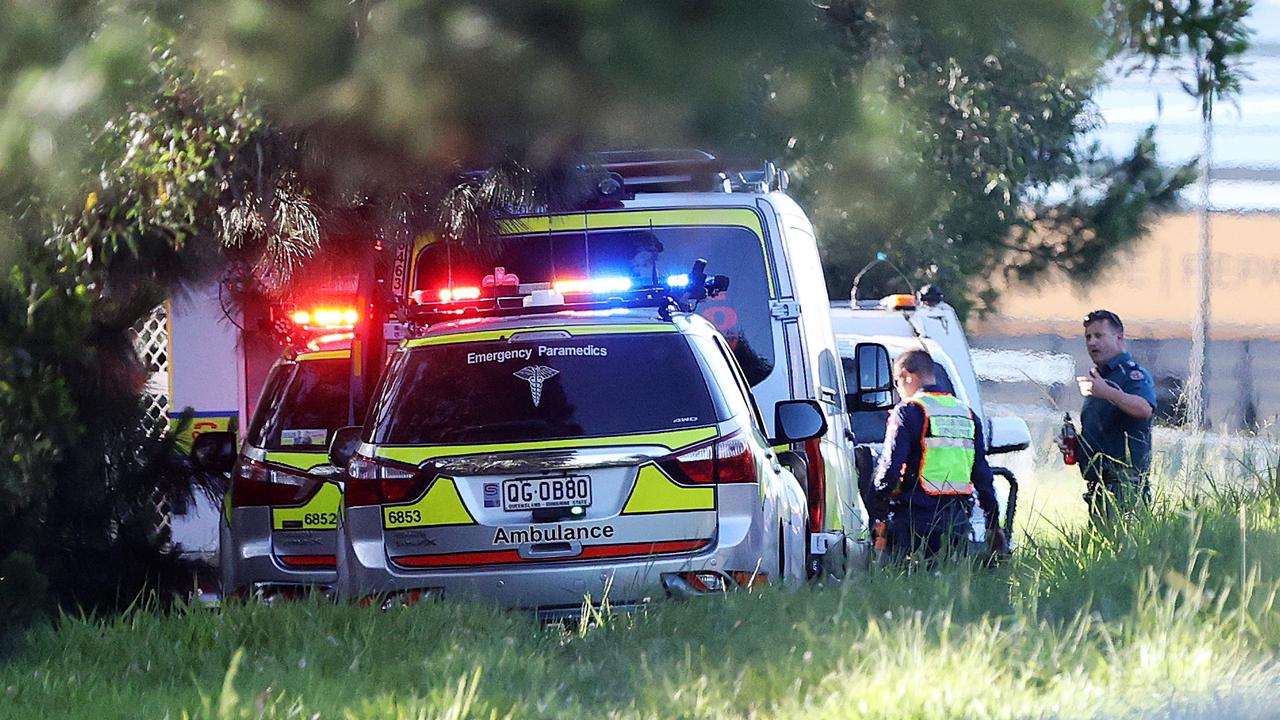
514, 365, 559, 406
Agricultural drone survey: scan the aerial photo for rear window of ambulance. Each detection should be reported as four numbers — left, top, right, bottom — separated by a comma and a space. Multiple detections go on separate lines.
368, 334, 717, 445
412, 225, 776, 386
247, 358, 351, 451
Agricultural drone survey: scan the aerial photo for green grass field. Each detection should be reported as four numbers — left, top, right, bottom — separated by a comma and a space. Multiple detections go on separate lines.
4, 440, 1280, 719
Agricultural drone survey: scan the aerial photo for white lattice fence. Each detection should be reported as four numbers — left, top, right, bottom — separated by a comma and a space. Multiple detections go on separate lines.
131, 304, 173, 540
132, 305, 171, 434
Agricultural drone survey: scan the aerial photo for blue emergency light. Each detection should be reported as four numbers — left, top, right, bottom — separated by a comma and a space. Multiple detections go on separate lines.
401, 261, 729, 328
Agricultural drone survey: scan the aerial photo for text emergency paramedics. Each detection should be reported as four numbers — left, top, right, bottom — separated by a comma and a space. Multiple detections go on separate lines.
466, 345, 609, 364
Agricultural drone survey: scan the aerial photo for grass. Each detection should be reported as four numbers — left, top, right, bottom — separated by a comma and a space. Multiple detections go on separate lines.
4, 439, 1280, 719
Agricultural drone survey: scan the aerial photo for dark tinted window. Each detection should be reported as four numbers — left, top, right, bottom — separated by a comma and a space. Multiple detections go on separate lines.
931, 363, 956, 395
819, 349, 844, 410
248, 358, 351, 451
370, 334, 717, 445
413, 225, 775, 385
688, 335, 752, 423
246, 364, 292, 448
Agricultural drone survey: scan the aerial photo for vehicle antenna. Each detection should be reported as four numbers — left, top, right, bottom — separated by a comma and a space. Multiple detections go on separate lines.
648, 220, 659, 286
445, 232, 454, 291
851, 251, 916, 302
582, 212, 590, 276
547, 221, 556, 283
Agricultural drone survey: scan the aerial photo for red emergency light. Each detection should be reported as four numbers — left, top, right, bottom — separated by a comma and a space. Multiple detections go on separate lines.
437, 287, 482, 302
290, 307, 360, 330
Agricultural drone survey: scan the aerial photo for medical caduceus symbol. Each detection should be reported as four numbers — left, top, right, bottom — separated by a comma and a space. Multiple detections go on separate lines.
513, 365, 559, 407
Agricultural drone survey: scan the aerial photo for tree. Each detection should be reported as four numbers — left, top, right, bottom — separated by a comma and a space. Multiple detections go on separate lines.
0, 40, 272, 623
1113, 0, 1254, 428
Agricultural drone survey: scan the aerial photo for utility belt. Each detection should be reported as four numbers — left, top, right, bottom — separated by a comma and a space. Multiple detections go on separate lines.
885, 481, 972, 509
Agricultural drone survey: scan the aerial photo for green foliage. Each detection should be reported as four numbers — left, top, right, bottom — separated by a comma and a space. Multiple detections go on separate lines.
1114, 0, 1254, 118
0, 44, 265, 626
802, 2, 1199, 315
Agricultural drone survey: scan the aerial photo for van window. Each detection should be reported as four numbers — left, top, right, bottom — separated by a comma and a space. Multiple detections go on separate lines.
369, 334, 718, 445
819, 349, 844, 410
844, 356, 956, 445
248, 358, 351, 451
413, 225, 775, 385
246, 363, 293, 447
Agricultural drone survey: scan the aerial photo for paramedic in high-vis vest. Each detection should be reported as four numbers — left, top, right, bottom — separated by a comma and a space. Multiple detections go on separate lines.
867, 349, 1006, 559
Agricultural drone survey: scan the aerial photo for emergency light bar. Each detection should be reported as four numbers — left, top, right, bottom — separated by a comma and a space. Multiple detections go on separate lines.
553, 277, 633, 295
881, 294, 916, 311
402, 262, 729, 327
437, 287, 482, 302
289, 307, 360, 329
266, 302, 362, 351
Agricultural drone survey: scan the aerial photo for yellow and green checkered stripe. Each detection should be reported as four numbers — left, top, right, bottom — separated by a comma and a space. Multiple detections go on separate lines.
405, 323, 676, 348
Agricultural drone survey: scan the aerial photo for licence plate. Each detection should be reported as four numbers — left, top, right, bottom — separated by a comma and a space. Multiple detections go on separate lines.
501, 476, 592, 512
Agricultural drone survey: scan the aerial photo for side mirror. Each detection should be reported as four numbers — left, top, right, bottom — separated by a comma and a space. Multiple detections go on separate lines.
328, 426, 363, 470
988, 416, 1032, 455
191, 431, 237, 474
772, 400, 828, 444
853, 343, 894, 411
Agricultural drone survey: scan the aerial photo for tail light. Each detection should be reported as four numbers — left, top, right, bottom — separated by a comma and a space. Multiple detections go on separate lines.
345, 454, 423, 507
230, 459, 317, 507
660, 432, 757, 485
667, 570, 769, 594
803, 437, 826, 533
684, 571, 728, 592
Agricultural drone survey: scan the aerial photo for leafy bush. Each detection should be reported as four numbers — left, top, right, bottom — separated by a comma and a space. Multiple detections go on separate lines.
0, 48, 262, 630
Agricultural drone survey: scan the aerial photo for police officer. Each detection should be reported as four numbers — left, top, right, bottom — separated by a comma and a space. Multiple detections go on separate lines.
1071, 309, 1156, 524
867, 349, 1005, 559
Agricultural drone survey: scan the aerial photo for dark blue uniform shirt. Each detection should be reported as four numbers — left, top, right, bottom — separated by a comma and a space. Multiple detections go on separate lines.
867, 385, 1000, 528
1080, 351, 1156, 484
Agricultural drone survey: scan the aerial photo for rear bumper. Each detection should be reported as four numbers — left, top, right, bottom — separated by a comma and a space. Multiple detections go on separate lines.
339, 537, 761, 607
337, 490, 777, 607
220, 507, 337, 594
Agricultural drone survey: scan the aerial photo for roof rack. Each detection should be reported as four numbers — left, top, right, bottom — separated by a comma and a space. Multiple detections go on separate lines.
398, 260, 730, 332
727, 161, 789, 193
587, 149, 727, 194
583, 150, 790, 195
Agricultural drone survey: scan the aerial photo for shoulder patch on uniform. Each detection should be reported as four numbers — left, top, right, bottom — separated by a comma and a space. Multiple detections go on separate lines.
1130, 369, 1144, 380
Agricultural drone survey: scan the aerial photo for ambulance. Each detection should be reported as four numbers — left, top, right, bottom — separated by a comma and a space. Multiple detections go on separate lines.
168, 150, 868, 575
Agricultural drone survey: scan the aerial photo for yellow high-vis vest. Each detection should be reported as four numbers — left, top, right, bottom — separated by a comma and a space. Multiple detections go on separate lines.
907, 392, 976, 495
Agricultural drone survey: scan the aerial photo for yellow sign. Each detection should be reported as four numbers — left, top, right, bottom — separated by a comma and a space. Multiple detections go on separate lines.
169, 410, 238, 452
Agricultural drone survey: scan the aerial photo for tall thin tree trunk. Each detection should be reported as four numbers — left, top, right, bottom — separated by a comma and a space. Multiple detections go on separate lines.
1186, 111, 1213, 429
